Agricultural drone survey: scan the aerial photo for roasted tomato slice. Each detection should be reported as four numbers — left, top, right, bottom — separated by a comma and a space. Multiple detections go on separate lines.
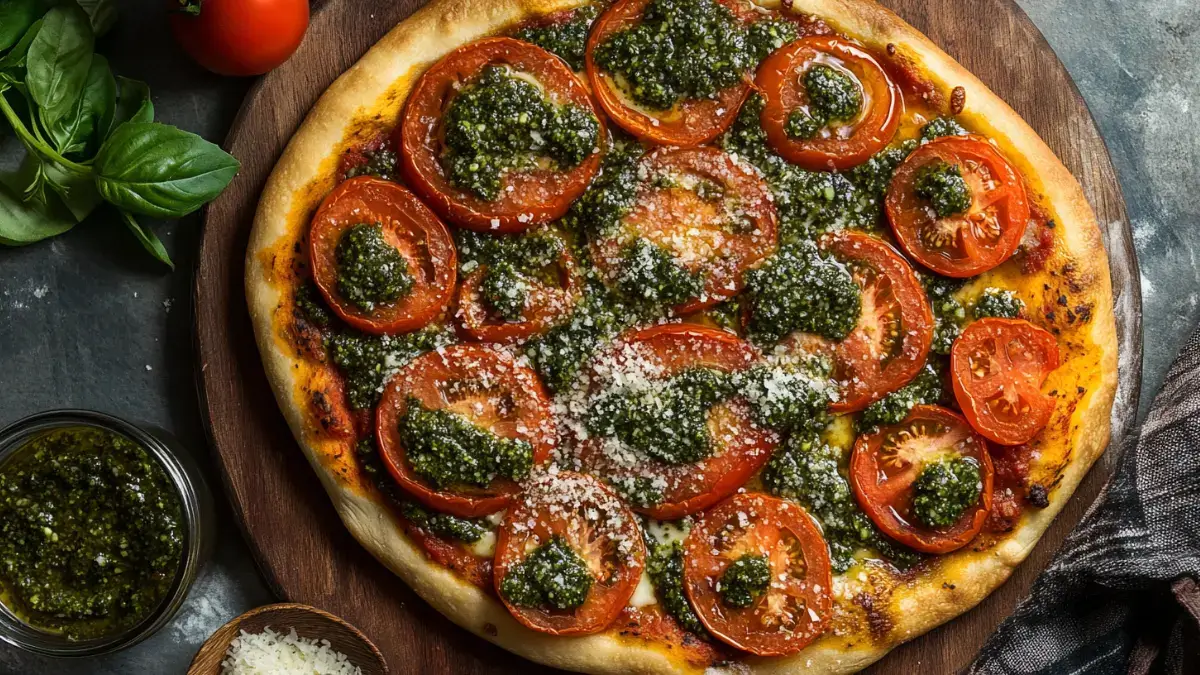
757, 36, 901, 171
886, 135, 1031, 277
375, 344, 555, 517
585, 0, 753, 146
951, 318, 1060, 445
309, 177, 457, 335
398, 37, 604, 232
822, 231, 933, 413
590, 147, 778, 313
494, 471, 646, 635
683, 492, 832, 656
455, 240, 582, 343
850, 404, 994, 554
577, 324, 777, 519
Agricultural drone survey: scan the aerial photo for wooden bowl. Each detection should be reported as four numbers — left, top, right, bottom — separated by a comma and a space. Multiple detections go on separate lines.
187, 603, 388, 674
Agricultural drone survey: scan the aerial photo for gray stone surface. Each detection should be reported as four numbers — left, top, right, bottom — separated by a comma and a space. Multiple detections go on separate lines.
0, 0, 1196, 673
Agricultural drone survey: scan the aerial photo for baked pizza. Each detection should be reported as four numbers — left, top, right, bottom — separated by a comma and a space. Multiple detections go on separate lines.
245, 0, 1118, 671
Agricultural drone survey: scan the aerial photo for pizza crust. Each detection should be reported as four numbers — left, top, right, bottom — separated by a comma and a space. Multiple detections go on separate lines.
245, 0, 1118, 672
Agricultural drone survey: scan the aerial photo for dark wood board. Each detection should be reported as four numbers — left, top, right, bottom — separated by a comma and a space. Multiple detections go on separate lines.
195, 0, 1143, 672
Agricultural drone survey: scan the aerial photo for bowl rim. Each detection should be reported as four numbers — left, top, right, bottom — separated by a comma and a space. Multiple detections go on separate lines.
0, 408, 213, 657
187, 602, 390, 675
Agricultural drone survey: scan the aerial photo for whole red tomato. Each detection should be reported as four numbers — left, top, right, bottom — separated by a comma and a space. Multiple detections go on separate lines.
170, 0, 310, 76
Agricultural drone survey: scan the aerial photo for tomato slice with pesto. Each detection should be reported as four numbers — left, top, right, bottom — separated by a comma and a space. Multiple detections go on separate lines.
576, 324, 777, 520
585, 0, 754, 147
375, 344, 556, 517
455, 239, 582, 343
590, 147, 778, 313
309, 176, 457, 335
850, 404, 994, 554
398, 37, 604, 232
951, 318, 1060, 445
822, 231, 933, 413
682, 492, 832, 656
886, 135, 1031, 277
757, 36, 901, 171
494, 471, 646, 636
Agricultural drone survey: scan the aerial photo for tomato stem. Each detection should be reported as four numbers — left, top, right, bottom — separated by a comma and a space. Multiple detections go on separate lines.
173, 0, 202, 16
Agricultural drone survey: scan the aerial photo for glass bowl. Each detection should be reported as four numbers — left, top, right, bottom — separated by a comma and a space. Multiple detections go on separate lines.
0, 409, 215, 657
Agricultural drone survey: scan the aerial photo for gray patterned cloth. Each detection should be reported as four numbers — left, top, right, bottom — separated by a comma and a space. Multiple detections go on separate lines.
969, 327, 1200, 675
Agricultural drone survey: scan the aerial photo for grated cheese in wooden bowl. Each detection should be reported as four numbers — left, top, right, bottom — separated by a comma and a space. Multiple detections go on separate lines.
220, 626, 363, 675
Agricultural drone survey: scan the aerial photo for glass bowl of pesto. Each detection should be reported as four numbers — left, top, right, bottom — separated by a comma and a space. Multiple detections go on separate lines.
0, 410, 214, 657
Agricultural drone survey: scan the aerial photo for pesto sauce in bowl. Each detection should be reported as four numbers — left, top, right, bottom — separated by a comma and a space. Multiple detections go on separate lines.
0, 425, 185, 643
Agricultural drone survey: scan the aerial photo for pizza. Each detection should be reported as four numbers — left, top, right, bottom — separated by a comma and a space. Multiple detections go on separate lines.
244, 0, 1118, 672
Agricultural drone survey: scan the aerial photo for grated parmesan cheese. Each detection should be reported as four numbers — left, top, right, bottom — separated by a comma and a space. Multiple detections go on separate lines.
220, 626, 363, 675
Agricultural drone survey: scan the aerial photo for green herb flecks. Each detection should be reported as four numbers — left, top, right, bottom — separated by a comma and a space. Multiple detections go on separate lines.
973, 287, 1024, 319
344, 147, 398, 181
457, 228, 566, 322
921, 116, 968, 141
913, 160, 972, 218
443, 65, 599, 201
858, 361, 946, 433
334, 223, 414, 312
512, 4, 600, 71
910, 456, 982, 528
763, 434, 920, 572
718, 553, 770, 608
327, 325, 455, 410
921, 271, 967, 355
294, 282, 333, 328
646, 539, 707, 635
399, 398, 534, 490
738, 362, 834, 435
500, 536, 593, 610
744, 240, 861, 345
588, 367, 733, 466
0, 426, 184, 640
614, 238, 706, 307
786, 64, 862, 140
399, 501, 487, 543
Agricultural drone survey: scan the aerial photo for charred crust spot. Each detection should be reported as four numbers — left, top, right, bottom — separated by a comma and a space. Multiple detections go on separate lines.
853, 592, 894, 641
886, 43, 897, 55
1027, 484, 1050, 508
1057, 295, 1069, 306
1077, 386, 1086, 394
950, 86, 966, 114
483, 622, 498, 636
941, 582, 957, 590
1075, 304, 1093, 323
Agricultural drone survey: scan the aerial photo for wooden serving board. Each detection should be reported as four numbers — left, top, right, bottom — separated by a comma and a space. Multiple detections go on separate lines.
195, 0, 1143, 672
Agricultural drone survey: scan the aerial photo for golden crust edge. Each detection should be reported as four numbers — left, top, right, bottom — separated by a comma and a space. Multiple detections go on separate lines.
243, 0, 1120, 673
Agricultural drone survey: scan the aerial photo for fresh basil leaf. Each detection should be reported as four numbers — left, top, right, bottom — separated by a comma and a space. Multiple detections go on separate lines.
120, 209, 173, 268
48, 52, 113, 155
0, 169, 76, 246
26, 4, 93, 132
94, 122, 238, 218
0, 0, 42, 52
104, 75, 151, 139
75, 0, 116, 38
0, 18, 43, 75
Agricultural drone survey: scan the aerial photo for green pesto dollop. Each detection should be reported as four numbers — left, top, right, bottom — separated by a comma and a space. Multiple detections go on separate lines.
327, 325, 455, 410
0, 427, 184, 641
564, 136, 644, 239
786, 65, 863, 140
588, 367, 733, 466
457, 228, 566, 322
914, 161, 972, 218
973, 287, 1025, 319
718, 553, 771, 608
646, 539, 707, 635
613, 238, 705, 307
858, 361, 945, 432
443, 65, 600, 201
512, 4, 600, 71
722, 94, 915, 240
335, 223, 414, 312
920, 271, 967, 355
399, 501, 487, 543
910, 456, 982, 528
762, 434, 919, 572
745, 17, 802, 62
744, 240, 861, 345
500, 536, 593, 610
738, 361, 834, 434
344, 146, 398, 181
525, 285, 634, 393
920, 116, 968, 141
593, 0, 756, 110
294, 282, 333, 328
399, 398, 534, 489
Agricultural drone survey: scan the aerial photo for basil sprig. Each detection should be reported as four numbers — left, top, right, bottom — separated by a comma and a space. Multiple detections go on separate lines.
0, 0, 239, 267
